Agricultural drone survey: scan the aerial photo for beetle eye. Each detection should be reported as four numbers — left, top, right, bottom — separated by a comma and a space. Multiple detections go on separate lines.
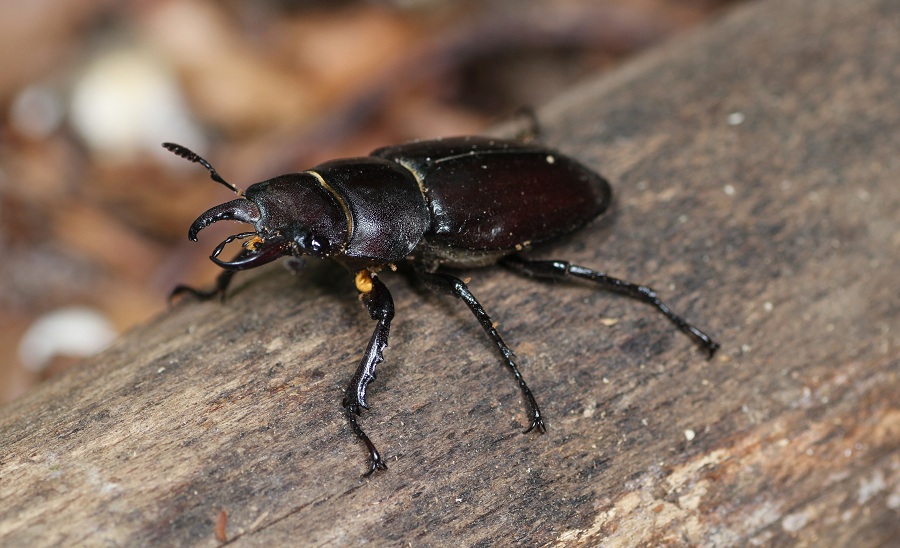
309, 236, 330, 255
292, 230, 329, 256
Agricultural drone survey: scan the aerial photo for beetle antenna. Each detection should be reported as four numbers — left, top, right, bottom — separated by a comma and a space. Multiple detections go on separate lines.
162, 142, 243, 195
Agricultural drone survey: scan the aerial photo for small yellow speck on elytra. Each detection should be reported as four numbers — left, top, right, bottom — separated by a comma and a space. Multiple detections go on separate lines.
355, 270, 374, 293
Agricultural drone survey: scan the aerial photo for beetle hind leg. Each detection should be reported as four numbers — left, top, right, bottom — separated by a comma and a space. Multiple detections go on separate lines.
501, 255, 720, 358
417, 270, 546, 435
344, 405, 387, 477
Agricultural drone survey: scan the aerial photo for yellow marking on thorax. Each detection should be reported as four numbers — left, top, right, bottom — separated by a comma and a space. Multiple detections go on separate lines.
394, 158, 429, 196
306, 169, 353, 236
355, 270, 374, 294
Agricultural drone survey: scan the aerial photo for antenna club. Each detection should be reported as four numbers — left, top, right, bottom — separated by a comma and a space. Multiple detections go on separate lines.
162, 142, 243, 195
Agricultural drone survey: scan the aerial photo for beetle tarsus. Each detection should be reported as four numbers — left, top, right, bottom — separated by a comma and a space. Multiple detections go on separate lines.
169, 284, 223, 302
501, 255, 720, 358
345, 403, 388, 476
170, 250, 250, 304
524, 409, 546, 434
417, 270, 546, 436
169, 272, 235, 303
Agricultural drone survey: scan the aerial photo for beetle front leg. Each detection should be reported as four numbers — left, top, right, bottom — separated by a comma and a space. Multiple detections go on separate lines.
501, 255, 720, 358
343, 270, 394, 476
170, 250, 249, 303
417, 270, 546, 434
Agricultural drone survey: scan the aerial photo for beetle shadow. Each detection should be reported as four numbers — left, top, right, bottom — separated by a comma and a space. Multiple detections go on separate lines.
282, 258, 360, 313
215, 257, 358, 323
537, 206, 619, 260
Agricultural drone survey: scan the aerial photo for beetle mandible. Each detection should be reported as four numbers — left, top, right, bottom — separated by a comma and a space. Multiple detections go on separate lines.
164, 135, 719, 476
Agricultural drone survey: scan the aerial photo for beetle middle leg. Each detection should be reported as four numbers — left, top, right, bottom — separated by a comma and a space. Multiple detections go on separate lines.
501, 255, 720, 358
343, 270, 394, 476
417, 270, 546, 434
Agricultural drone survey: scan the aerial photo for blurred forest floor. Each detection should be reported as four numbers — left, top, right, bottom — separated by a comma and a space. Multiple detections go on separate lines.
0, 0, 742, 404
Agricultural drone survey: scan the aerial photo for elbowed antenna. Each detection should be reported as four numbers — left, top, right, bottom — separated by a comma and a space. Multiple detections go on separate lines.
162, 142, 243, 195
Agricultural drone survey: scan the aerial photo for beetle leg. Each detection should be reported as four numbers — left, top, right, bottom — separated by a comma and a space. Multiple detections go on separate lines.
170, 270, 237, 302
501, 255, 720, 358
417, 270, 546, 435
169, 249, 252, 303
343, 270, 394, 476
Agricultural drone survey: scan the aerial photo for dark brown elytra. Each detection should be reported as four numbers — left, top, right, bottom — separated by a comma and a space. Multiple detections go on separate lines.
165, 135, 719, 476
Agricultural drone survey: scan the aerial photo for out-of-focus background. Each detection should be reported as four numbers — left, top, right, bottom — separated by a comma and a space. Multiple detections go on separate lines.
0, 0, 741, 404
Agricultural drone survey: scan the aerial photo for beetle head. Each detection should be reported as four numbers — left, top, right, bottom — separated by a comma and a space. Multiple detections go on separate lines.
190, 175, 350, 271
166, 143, 348, 271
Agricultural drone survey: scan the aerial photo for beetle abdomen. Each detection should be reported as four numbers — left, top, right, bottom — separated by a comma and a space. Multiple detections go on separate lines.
372, 137, 612, 256
375, 138, 610, 253
427, 151, 609, 251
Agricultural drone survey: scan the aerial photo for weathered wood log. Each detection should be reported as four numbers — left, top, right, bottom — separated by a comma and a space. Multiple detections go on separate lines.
2, 0, 898, 544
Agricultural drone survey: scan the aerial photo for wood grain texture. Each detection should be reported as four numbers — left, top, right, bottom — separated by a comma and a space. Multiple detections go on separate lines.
2, 0, 898, 545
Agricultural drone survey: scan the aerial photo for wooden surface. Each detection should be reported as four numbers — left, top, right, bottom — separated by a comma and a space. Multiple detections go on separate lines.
2, 0, 898, 545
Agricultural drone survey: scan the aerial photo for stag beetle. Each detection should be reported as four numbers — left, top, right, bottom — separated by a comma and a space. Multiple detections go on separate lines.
165, 135, 719, 476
